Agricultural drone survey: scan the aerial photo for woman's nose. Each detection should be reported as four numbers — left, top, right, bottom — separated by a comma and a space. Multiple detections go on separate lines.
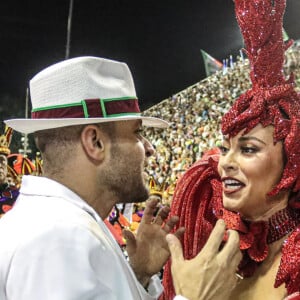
219, 152, 238, 172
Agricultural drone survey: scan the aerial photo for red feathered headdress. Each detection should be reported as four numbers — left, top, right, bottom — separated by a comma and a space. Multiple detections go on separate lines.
222, 0, 300, 196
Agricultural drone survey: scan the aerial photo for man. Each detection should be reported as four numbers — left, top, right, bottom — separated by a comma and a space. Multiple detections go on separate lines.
2, 56, 241, 299
0, 126, 19, 217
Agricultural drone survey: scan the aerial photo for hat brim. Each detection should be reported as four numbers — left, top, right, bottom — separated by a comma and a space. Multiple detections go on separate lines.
5, 116, 169, 134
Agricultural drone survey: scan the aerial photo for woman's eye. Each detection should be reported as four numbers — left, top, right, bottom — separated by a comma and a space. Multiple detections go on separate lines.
218, 146, 229, 155
241, 146, 257, 154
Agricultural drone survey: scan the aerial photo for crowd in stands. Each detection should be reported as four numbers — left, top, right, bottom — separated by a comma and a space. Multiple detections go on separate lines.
285, 40, 300, 85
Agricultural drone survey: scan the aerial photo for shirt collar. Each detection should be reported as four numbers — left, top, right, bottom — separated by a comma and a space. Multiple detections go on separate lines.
20, 175, 101, 223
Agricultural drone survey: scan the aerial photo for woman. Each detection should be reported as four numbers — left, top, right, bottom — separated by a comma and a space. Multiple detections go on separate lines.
218, 124, 298, 299
162, 0, 300, 299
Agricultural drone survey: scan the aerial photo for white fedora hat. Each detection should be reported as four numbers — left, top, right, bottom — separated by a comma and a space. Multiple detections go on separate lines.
5, 56, 168, 134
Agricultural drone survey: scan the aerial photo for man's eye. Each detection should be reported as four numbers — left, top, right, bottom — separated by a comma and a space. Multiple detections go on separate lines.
135, 129, 145, 138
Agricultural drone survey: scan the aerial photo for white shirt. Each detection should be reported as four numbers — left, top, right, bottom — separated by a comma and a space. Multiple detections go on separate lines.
0, 175, 163, 300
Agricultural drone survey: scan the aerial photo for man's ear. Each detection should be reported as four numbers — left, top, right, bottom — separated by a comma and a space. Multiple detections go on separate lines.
80, 125, 106, 162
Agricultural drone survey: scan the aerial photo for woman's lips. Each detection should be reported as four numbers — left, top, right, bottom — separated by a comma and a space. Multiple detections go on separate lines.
222, 178, 245, 195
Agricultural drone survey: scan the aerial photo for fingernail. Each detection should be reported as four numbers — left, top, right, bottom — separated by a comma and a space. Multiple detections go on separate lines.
166, 234, 173, 243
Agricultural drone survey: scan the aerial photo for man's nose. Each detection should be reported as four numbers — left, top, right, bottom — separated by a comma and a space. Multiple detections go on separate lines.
143, 137, 155, 157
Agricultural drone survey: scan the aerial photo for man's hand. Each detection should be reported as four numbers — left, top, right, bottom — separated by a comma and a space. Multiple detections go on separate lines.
167, 219, 242, 300
123, 198, 184, 287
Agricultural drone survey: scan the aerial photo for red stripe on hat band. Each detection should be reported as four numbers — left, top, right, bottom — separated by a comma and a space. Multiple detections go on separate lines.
31, 98, 141, 119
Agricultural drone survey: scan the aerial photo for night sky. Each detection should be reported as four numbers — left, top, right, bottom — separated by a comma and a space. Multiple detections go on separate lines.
1, 0, 300, 117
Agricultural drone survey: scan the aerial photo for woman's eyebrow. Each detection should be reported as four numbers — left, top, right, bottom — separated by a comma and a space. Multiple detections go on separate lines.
238, 136, 267, 145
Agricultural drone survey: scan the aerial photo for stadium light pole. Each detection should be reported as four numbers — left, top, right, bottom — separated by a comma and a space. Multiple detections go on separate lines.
65, 0, 74, 59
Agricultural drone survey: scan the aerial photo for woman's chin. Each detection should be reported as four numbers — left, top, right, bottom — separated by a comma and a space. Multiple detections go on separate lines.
222, 198, 243, 214
223, 200, 260, 221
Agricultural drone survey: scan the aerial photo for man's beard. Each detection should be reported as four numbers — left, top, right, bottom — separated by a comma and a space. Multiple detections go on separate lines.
103, 143, 149, 204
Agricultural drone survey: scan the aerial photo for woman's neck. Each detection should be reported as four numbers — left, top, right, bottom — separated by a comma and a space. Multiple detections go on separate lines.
242, 205, 300, 244
241, 192, 289, 222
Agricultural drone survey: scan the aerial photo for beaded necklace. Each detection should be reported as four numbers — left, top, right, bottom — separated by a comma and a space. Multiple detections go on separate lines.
267, 206, 300, 244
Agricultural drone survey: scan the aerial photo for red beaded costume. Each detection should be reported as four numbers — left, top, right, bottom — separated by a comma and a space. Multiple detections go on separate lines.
162, 0, 300, 299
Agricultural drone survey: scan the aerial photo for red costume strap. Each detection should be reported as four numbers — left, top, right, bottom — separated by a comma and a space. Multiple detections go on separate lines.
275, 228, 300, 295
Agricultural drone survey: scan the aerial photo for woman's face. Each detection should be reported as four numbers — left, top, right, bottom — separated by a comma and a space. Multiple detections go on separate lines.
218, 124, 288, 221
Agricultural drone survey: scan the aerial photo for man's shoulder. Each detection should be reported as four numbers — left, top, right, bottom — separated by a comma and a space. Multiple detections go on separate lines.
0, 194, 104, 252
